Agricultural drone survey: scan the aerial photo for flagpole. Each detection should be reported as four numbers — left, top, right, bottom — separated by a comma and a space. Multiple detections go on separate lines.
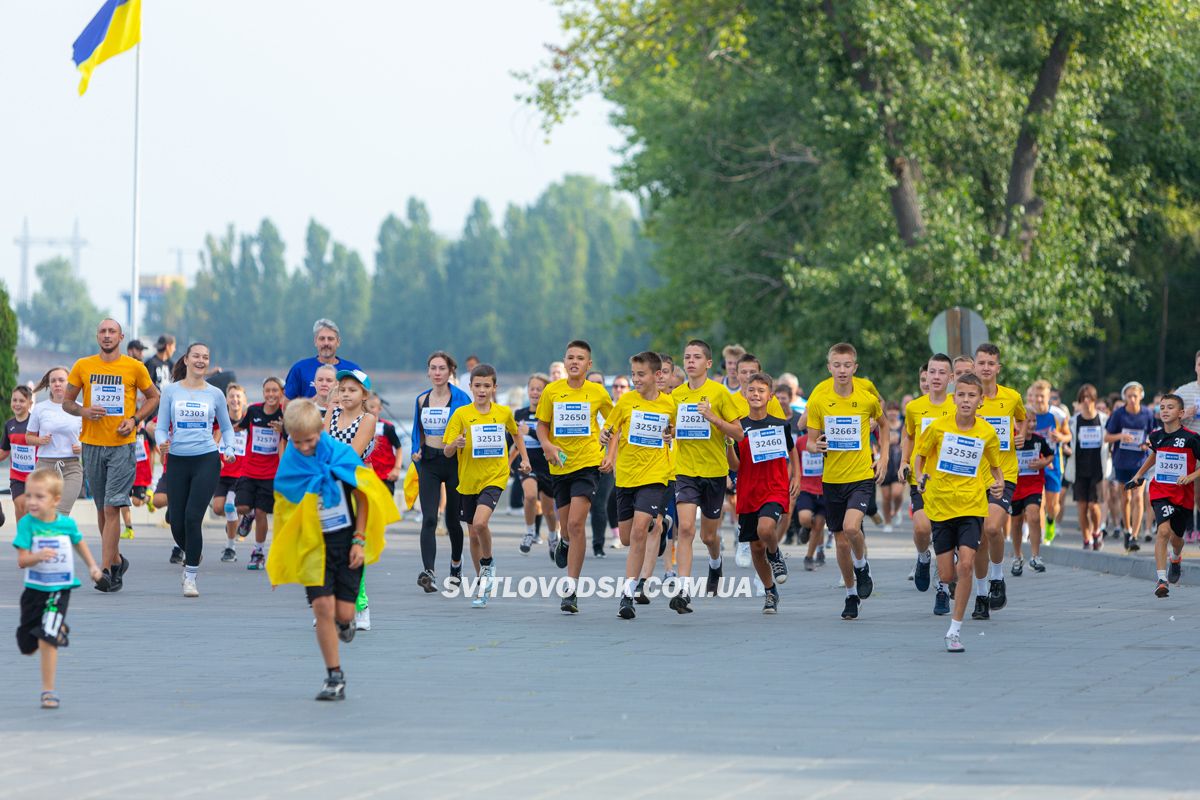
130, 38, 142, 340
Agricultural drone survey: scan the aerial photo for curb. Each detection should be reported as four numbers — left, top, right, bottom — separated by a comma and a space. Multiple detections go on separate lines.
1038, 542, 1200, 585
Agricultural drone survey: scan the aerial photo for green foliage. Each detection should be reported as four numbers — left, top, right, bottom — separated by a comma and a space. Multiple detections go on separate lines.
0, 279, 19, 403
18, 257, 108, 354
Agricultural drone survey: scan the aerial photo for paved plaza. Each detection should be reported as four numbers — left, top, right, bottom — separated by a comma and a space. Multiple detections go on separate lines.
2, 504, 1198, 798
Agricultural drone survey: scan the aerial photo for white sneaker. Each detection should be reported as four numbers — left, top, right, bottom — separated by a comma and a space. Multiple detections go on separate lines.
883, 523, 895, 533
355, 607, 371, 631
945, 632, 964, 653
735, 541, 752, 568
182, 576, 199, 598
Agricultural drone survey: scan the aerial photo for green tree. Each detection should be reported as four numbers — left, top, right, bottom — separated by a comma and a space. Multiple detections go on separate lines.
0, 279, 19, 403
18, 258, 107, 354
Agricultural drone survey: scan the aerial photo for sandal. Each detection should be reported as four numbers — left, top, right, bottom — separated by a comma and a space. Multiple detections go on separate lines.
40, 691, 60, 710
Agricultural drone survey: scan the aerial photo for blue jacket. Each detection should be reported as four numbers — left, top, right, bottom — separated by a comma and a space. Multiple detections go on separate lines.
284, 356, 361, 400
411, 383, 472, 456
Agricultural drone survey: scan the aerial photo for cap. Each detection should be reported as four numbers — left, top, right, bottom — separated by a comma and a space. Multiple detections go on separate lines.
336, 369, 372, 391
127, 339, 146, 351
1121, 381, 1144, 396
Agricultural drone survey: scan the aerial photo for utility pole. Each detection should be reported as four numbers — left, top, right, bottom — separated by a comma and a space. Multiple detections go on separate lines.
13, 217, 88, 304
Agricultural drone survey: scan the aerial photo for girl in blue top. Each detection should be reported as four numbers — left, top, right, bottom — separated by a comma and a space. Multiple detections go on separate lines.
155, 343, 237, 598
410, 351, 472, 593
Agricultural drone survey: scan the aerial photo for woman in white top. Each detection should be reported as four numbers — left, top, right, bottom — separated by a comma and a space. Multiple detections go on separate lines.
26, 367, 84, 515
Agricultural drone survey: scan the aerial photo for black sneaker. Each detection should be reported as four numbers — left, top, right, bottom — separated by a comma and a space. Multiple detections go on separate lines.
336, 620, 355, 643
668, 593, 693, 614
593, 548, 606, 559
933, 587, 950, 616
799, 527, 811, 544
315, 670, 345, 701
618, 595, 636, 619
554, 539, 569, 569
107, 572, 123, 593
803, 556, 815, 571
1155, 579, 1170, 598
1011, 558, 1024, 577
237, 513, 254, 539
169, 546, 184, 565
94, 569, 113, 592
914, 558, 931, 592
560, 592, 579, 614
971, 596, 990, 620
417, 569, 437, 593
220, 547, 237, 563
988, 578, 1007, 611
706, 563, 723, 596
658, 517, 672, 556
116, 554, 130, 577
841, 594, 860, 620
853, 563, 873, 599
763, 587, 779, 615
447, 564, 462, 589
815, 549, 825, 566
768, 549, 789, 585
1144, 533, 1153, 543
634, 578, 651, 605
1168, 559, 1183, 584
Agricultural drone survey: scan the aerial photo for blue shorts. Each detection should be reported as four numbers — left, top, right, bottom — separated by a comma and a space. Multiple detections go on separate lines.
1113, 466, 1140, 485
1043, 468, 1062, 493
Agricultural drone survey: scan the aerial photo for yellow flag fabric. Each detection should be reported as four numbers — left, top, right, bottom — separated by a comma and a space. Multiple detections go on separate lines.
403, 462, 420, 510
72, 0, 141, 95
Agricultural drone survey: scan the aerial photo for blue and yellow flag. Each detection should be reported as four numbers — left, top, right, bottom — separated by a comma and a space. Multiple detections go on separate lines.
266, 433, 400, 588
72, 0, 141, 95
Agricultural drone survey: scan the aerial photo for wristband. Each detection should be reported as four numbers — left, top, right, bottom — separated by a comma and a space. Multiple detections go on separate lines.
351, 535, 366, 547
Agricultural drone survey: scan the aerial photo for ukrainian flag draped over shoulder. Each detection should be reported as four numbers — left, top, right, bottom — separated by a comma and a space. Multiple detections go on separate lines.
72, 0, 141, 96
266, 433, 399, 587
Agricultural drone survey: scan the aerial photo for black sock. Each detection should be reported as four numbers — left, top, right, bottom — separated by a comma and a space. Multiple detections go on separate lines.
535, 514, 542, 534
327, 666, 341, 677
480, 556, 493, 567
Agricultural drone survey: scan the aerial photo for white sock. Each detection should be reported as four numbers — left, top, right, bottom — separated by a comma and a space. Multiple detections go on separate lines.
946, 619, 962, 636
852, 556, 867, 569
623, 578, 637, 598
526, 524, 535, 535
184, 565, 198, 580
226, 536, 235, 546
989, 561, 1003, 580
253, 542, 264, 552
917, 551, 931, 563
1157, 569, 1168, 581
975, 577, 989, 597
937, 581, 950, 593
846, 586, 858, 597
709, 556, 722, 569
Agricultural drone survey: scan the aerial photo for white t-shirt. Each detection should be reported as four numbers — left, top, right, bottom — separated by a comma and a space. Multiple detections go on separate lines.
27, 401, 82, 459
1174, 380, 1200, 430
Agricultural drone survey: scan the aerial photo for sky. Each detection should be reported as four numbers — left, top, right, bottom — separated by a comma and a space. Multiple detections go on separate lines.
1, 0, 622, 331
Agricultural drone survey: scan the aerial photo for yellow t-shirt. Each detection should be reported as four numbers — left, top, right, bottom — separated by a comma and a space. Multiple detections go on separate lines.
535, 379, 614, 474
809, 376, 880, 403
977, 384, 1027, 483
903, 394, 954, 485
442, 403, 520, 496
604, 390, 677, 488
805, 382, 883, 484
729, 390, 786, 420
67, 354, 154, 447
915, 415, 1001, 521
670, 378, 741, 479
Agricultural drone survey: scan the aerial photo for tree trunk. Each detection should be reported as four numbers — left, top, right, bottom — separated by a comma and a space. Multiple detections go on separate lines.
1002, 28, 1073, 257
1158, 265, 1169, 390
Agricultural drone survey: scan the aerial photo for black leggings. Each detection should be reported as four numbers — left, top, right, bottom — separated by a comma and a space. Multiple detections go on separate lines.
166, 451, 221, 568
592, 471, 614, 550
416, 447, 464, 571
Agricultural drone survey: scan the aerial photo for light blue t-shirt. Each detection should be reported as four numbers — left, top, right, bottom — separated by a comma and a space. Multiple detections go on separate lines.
13, 514, 83, 590
155, 382, 237, 458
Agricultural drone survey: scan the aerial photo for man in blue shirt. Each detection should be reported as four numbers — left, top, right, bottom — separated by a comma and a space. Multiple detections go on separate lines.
284, 319, 361, 400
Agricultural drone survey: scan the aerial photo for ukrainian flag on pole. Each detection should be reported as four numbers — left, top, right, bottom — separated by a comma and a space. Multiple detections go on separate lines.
72, 0, 141, 95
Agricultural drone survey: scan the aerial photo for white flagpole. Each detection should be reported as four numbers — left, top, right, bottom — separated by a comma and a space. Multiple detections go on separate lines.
130, 38, 142, 340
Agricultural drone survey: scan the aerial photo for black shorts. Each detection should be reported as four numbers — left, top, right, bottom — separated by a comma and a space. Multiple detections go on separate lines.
10, 480, 25, 499
130, 485, 146, 502
931, 516, 983, 555
988, 480, 1016, 514
521, 469, 553, 498
214, 475, 239, 498
552, 466, 600, 510
1152, 499, 1191, 539
615, 484, 667, 522
909, 484, 925, 513
16, 587, 71, 655
738, 503, 785, 542
823, 479, 875, 534
383, 479, 397, 496
674, 475, 727, 520
304, 531, 364, 604
460, 485, 503, 523
235, 476, 275, 513
1072, 474, 1101, 503
1010, 493, 1042, 517
794, 491, 826, 519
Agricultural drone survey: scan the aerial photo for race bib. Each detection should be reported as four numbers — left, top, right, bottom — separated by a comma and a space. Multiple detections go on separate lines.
748, 426, 787, 463
801, 450, 824, 477
937, 434, 985, 476
174, 400, 210, 430
318, 484, 352, 532
675, 404, 711, 440
11, 444, 36, 472
983, 416, 1011, 451
135, 441, 149, 462
25, 535, 75, 590
1154, 451, 1187, 484
1078, 425, 1102, 450
628, 410, 668, 448
470, 424, 506, 458
1017, 447, 1039, 477
251, 426, 280, 456
375, 421, 385, 438
519, 416, 541, 449
824, 416, 862, 451
421, 407, 450, 437
553, 402, 591, 437
1119, 428, 1146, 452
91, 381, 124, 416
229, 430, 247, 457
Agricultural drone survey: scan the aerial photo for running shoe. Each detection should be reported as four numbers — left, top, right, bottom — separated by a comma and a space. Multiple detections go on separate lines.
1011, 557, 1024, 577
1126, 537, 1138, 553
914, 558, 931, 592
146, 495, 156, 514
815, 549, 826, 566
663, 569, 678, 581
169, 546, 184, 565
1144, 533, 1153, 543
971, 596, 990, 620
94, 569, 113, 593
1094, 537, 1105, 551
480, 564, 495, 601
841, 594, 860, 620
853, 563, 873, 599
520, 531, 535, 554
236, 513, 253, 540
220, 547, 237, 563
1044, 520, 1056, 544
803, 556, 815, 571
933, 587, 950, 616
988, 579, 1007, 610
763, 586, 779, 615
768, 549, 789, 585
548, 534, 559, 563
668, 593, 693, 614
706, 562, 723, 596
1030, 556, 1046, 573
554, 538, 569, 569
634, 578, 650, 605
355, 607, 371, 631
1155, 580, 1169, 598
448, 564, 462, 589
799, 527, 811, 545
871, 513, 883, 525
117, 554, 129, 577
618, 595, 635, 619
593, 548, 606, 559
182, 576, 199, 598
1168, 558, 1183, 584
247, 549, 265, 571
315, 670, 345, 701
883, 523, 894, 533
471, 592, 488, 608
735, 541, 751, 568
417, 569, 437, 593
945, 632, 964, 653
336, 620, 355, 643
561, 592, 579, 614
121, 526, 135, 540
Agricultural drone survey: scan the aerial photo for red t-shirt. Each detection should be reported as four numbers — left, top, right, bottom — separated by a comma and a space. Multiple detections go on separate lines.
134, 434, 152, 488
238, 403, 285, 480
1013, 433, 1053, 501
2, 417, 33, 483
796, 433, 824, 496
735, 414, 794, 513
369, 419, 403, 482
1147, 427, 1200, 508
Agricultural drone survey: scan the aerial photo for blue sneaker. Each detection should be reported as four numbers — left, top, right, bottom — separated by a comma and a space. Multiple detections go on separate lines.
914, 557, 931, 592
933, 587, 951, 616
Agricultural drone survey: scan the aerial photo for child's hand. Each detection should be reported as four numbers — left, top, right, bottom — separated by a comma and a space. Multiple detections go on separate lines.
157, 442, 169, 456
35, 548, 57, 563
89, 565, 104, 583
348, 543, 365, 569
519, 458, 531, 475
452, 433, 466, 450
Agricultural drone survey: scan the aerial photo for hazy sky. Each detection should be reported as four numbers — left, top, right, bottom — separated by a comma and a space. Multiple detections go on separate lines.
1, 0, 621, 328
